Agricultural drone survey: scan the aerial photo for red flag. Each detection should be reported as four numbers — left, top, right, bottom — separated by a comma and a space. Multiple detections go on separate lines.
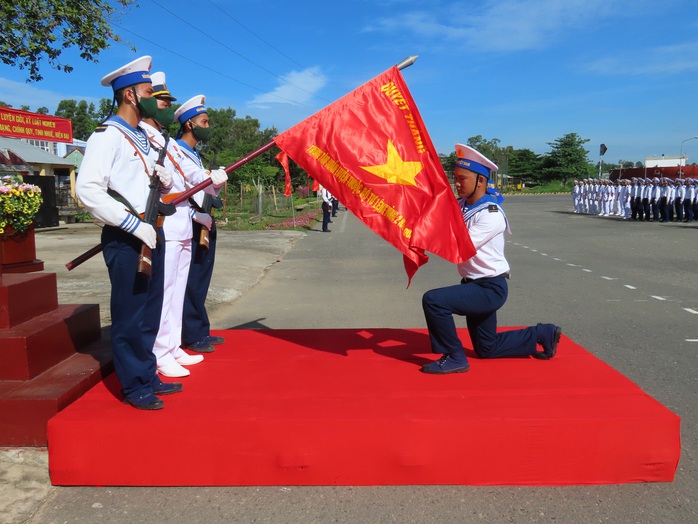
311, 177, 319, 192
274, 66, 474, 283
276, 151, 293, 197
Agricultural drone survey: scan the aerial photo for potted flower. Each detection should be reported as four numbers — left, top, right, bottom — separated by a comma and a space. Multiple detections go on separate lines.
0, 182, 43, 270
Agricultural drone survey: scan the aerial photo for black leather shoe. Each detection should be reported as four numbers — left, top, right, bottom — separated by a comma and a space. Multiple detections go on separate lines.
204, 335, 225, 345
153, 382, 183, 396
533, 324, 561, 360
182, 339, 215, 353
421, 355, 470, 374
123, 393, 164, 410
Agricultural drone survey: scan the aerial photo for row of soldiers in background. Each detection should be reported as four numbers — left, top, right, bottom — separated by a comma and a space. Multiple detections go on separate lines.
572, 178, 697, 223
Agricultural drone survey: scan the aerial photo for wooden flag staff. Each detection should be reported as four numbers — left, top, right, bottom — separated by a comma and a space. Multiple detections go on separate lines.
66, 56, 418, 271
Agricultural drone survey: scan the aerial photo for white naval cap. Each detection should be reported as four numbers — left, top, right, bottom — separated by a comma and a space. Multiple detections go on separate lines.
100, 56, 152, 91
454, 144, 498, 178
175, 95, 207, 123
151, 71, 177, 101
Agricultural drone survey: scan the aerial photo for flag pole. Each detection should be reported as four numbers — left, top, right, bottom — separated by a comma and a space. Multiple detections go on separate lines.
169, 56, 419, 206
66, 55, 419, 271
396, 55, 419, 70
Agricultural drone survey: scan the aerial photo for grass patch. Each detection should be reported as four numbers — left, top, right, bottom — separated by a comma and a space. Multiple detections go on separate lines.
217, 202, 323, 231
503, 181, 573, 194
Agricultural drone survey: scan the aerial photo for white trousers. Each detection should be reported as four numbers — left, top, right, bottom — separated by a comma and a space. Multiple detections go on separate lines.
153, 238, 192, 366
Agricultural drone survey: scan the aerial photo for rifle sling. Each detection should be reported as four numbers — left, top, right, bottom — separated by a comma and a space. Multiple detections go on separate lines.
107, 188, 140, 217
107, 188, 165, 227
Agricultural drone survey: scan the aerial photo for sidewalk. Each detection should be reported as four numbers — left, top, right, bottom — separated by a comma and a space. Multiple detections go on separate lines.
0, 223, 305, 524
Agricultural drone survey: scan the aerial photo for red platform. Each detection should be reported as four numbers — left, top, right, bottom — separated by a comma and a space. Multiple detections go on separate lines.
47, 328, 681, 486
0, 269, 109, 446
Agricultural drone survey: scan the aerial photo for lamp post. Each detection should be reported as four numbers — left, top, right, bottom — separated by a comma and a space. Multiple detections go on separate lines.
679, 136, 698, 178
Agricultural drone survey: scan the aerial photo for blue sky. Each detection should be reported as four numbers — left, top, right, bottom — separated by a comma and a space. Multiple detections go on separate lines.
2, 0, 698, 165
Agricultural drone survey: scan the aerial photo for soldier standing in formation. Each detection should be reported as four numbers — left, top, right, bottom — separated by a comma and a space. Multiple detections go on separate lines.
77, 57, 180, 410
573, 176, 697, 224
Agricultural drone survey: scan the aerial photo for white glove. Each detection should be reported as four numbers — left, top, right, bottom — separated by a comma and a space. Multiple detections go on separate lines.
132, 222, 157, 249
192, 211, 213, 230
209, 168, 227, 187
154, 164, 173, 189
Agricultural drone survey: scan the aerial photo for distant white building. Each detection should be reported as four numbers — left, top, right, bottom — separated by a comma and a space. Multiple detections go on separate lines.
645, 155, 683, 168
22, 138, 87, 161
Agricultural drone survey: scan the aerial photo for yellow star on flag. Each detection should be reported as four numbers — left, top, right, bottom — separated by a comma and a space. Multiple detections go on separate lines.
360, 140, 423, 187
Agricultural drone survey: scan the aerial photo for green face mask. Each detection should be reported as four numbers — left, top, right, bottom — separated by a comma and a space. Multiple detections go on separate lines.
192, 124, 211, 142
154, 106, 175, 127
133, 89, 159, 119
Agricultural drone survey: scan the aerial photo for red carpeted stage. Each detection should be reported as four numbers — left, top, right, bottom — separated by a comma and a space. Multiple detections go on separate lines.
47, 328, 680, 486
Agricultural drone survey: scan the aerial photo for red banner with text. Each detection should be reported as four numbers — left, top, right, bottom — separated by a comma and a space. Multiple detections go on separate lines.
0, 107, 73, 143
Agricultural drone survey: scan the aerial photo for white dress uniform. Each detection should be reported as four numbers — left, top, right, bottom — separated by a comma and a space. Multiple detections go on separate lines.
142, 120, 196, 375
75, 56, 177, 409
148, 94, 222, 377
77, 118, 158, 229
582, 180, 590, 213
421, 144, 561, 375
572, 182, 581, 213
591, 181, 599, 214
622, 181, 631, 218
141, 123, 220, 376
457, 198, 510, 281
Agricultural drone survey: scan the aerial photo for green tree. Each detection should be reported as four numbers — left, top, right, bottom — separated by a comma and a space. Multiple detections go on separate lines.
0, 101, 10, 107
55, 99, 99, 140
97, 98, 114, 122
440, 139, 512, 182
203, 107, 281, 199
466, 135, 502, 163
36, 107, 49, 114
1, 0, 135, 82
439, 152, 456, 179
508, 148, 542, 181
542, 132, 591, 185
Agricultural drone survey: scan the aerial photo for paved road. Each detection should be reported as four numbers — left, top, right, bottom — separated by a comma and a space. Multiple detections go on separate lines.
7, 195, 698, 523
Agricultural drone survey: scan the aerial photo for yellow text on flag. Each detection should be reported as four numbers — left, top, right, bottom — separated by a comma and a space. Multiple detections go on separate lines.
307, 144, 413, 239
379, 81, 426, 154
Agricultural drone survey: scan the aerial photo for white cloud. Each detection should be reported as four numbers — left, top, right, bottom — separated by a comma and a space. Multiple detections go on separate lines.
364, 0, 633, 52
248, 67, 327, 108
583, 41, 698, 75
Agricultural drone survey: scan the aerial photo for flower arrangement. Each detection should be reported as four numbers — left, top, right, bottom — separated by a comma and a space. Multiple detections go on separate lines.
0, 183, 43, 236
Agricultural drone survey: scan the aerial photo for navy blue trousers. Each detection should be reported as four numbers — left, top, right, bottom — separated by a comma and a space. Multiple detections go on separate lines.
422, 277, 537, 363
182, 222, 216, 345
321, 202, 331, 231
102, 225, 164, 400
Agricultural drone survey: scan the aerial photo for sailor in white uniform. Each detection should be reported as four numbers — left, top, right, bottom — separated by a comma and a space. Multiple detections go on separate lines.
421, 144, 562, 374
143, 90, 227, 377
176, 96, 228, 357
75, 56, 180, 410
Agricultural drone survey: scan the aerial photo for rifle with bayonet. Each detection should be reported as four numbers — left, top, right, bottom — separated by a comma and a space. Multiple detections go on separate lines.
195, 150, 223, 250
